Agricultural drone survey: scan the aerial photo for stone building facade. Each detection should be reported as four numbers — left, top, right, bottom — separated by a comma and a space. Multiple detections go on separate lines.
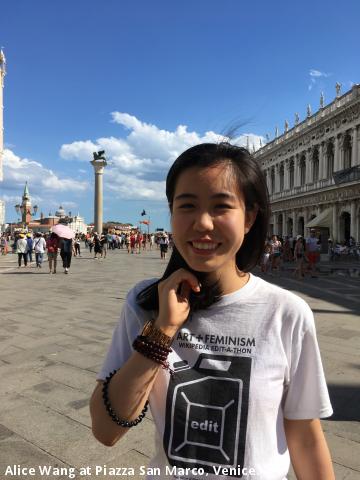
254, 84, 360, 247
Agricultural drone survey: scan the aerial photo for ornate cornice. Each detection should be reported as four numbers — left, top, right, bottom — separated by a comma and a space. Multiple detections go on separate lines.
271, 183, 360, 212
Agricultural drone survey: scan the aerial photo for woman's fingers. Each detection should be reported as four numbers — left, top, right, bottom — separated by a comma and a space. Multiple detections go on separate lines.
160, 268, 201, 294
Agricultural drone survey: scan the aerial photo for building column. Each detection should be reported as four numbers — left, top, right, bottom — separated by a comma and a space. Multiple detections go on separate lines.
350, 201, 357, 240
334, 136, 340, 172
274, 164, 280, 193
332, 203, 339, 242
292, 210, 298, 237
352, 125, 359, 166
91, 156, 107, 234
303, 209, 309, 234
306, 149, 312, 184
294, 155, 301, 187
266, 168, 271, 193
282, 212, 287, 237
318, 143, 324, 180
284, 159, 290, 190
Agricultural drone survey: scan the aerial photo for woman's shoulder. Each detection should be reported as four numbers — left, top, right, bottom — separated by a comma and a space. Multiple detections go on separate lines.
125, 277, 159, 304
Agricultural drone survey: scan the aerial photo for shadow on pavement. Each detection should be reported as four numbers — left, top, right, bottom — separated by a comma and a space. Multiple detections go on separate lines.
327, 384, 360, 422
254, 266, 360, 316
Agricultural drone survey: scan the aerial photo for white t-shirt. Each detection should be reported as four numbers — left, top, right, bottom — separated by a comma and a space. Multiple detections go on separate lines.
97, 274, 332, 480
34, 237, 46, 253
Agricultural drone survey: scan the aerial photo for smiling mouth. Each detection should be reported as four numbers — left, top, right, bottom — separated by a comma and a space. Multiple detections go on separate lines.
189, 241, 220, 251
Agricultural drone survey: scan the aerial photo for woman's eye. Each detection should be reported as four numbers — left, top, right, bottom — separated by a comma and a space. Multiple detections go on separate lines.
178, 203, 194, 209
215, 204, 232, 209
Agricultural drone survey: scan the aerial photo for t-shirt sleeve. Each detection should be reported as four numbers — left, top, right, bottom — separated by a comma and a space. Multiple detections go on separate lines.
96, 297, 143, 381
283, 305, 333, 420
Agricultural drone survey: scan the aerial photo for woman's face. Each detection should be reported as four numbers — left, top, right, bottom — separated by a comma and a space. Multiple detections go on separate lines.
171, 163, 256, 278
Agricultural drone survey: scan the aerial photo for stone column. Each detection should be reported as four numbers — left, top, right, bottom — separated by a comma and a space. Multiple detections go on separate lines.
292, 210, 298, 237
91, 156, 107, 234
352, 125, 359, 166
303, 209, 309, 233
282, 212, 287, 237
334, 136, 340, 172
332, 203, 339, 242
266, 168, 271, 193
306, 150, 312, 184
274, 164, 280, 193
284, 160, 290, 190
318, 143, 324, 180
350, 201, 357, 239
294, 155, 301, 187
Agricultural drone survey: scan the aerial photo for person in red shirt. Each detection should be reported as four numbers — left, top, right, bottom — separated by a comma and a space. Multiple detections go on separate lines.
46, 232, 59, 274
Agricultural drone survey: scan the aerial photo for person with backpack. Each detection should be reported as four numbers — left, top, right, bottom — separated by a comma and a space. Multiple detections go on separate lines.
33, 232, 46, 268
46, 232, 59, 274
59, 237, 73, 274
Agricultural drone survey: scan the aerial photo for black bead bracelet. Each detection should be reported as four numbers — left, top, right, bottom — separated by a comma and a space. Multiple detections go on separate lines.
102, 369, 149, 427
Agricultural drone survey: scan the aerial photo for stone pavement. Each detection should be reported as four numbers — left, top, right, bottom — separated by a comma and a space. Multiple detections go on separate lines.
0, 247, 359, 480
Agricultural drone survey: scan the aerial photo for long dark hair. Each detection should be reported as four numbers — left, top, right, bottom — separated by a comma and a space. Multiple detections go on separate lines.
137, 142, 270, 313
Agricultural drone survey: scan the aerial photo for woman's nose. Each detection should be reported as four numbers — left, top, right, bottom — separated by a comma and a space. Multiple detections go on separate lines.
193, 211, 214, 231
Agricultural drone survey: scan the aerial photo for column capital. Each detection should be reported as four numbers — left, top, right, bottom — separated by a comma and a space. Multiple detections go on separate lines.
91, 159, 107, 175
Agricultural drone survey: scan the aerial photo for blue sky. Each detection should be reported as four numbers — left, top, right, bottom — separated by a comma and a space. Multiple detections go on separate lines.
1, 0, 359, 230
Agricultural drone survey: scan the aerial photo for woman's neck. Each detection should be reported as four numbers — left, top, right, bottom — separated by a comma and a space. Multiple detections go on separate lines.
205, 267, 250, 296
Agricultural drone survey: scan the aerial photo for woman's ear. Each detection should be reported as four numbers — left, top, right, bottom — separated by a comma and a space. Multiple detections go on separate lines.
245, 206, 259, 234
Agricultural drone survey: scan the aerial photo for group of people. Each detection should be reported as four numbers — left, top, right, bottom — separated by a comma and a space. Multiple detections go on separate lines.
84, 231, 172, 259
260, 230, 322, 279
9, 231, 73, 274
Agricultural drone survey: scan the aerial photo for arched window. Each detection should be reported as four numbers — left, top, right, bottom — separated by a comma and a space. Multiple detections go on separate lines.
279, 164, 284, 191
343, 134, 352, 169
313, 148, 319, 182
289, 160, 294, 189
327, 142, 334, 179
300, 156, 306, 186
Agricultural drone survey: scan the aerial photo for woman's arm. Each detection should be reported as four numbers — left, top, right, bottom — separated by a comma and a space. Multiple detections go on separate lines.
90, 351, 161, 447
284, 418, 334, 480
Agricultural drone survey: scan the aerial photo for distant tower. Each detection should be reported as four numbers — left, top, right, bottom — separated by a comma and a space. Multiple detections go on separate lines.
91, 150, 107, 234
0, 49, 6, 228
21, 182, 33, 224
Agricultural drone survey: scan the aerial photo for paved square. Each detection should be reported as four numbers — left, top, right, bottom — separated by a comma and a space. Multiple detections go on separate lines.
0, 247, 359, 479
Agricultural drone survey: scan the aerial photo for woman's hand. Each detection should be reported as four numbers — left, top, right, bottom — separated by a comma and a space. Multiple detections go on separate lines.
154, 269, 201, 337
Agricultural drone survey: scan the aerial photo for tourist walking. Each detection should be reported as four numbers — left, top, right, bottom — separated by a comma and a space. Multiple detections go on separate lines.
159, 233, 169, 259
16, 234, 28, 267
33, 232, 46, 268
88, 234, 94, 254
100, 234, 107, 258
305, 229, 320, 278
0, 234, 8, 255
74, 234, 81, 256
129, 232, 136, 254
90, 142, 334, 480
26, 233, 34, 265
93, 233, 102, 259
260, 242, 272, 273
293, 235, 305, 279
60, 237, 73, 273
46, 232, 59, 274
270, 234, 282, 275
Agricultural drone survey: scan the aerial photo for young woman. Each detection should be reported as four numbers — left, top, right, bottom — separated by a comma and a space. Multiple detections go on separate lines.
90, 143, 334, 480
46, 232, 59, 274
293, 235, 305, 280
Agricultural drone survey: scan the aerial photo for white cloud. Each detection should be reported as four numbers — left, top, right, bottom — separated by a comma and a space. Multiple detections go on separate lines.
60, 113, 265, 200
309, 69, 331, 78
2, 149, 89, 193
308, 69, 332, 91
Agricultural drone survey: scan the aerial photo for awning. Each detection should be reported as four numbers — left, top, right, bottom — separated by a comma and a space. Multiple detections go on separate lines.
306, 209, 332, 229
